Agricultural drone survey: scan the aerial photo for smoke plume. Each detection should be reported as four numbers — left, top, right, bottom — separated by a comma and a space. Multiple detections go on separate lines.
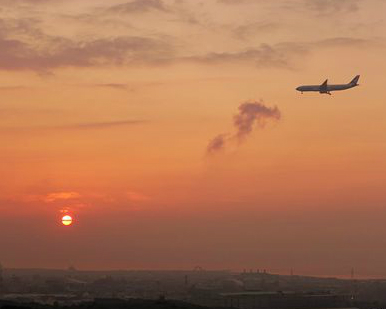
207, 100, 281, 154
234, 102, 281, 141
207, 134, 228, 154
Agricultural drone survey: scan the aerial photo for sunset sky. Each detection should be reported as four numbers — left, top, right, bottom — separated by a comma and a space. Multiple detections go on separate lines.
1, 0, 386, 278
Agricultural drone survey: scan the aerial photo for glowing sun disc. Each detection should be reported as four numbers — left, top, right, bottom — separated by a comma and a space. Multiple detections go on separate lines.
62, 215, 73, 226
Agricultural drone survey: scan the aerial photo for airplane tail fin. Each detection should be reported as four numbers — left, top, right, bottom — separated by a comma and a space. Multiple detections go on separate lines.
319, 79, 328, 93
350, 75, 360, 85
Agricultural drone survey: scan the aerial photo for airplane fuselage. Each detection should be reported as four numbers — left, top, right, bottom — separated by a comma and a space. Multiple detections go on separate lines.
296, 75, 360, 94
296, 83, 357, 93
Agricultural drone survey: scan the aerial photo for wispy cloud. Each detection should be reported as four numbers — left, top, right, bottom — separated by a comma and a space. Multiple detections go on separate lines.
106, 0, 168, 14
0, 35, 173, 71
55, 120, 146, 130
217, 0, 256, 4
188, 37, 380, 70
305, 0, 361, 14
0, 18, 173, 72
233, 22, 281, 40
25, 191, 81, 203
0, 0, 54, 4
44, 191, 81, 203
207, 101, 281, 154
0, 12, 380, 74
185, 43, 308, 69
0, 86, 26, 91
92, 83, 132, 91
314, 37, 374, 47
0, 119, 146, 134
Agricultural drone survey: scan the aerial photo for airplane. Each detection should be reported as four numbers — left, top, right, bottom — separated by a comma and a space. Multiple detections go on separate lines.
296, 75, 360, 95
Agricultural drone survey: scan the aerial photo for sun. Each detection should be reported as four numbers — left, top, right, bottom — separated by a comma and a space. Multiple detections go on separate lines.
62, 215, 73, 226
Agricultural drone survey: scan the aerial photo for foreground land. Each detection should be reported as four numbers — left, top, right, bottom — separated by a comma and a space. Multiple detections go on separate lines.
1, 268, 386, 309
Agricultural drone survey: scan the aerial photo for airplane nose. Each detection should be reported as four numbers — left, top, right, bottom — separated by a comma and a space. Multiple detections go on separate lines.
296, 87, 300, 91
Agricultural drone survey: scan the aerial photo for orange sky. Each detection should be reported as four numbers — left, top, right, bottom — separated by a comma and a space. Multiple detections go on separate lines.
0, 0, 386, 278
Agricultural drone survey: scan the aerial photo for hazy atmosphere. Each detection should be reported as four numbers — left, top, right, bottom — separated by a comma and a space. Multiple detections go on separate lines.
1, 0, 386, 278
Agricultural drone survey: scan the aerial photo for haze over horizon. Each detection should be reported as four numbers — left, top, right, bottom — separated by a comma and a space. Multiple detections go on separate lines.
0, 0, 386, 278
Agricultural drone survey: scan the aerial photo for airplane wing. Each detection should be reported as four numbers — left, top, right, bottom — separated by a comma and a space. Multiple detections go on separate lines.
320, 79, 328, 92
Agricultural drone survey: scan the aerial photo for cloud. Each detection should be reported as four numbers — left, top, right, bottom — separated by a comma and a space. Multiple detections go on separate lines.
0, 86, 25, 91
0, 19, 173, 72
55, 120, 146, 130
233, 22, 281, 40
0, 35, 172, 71
185, 37, 377, 69
25, 191, 81, 203
93, 83, 132, 91
0, 120, 146, 134
217, 0, 255, 4
0, 19, 303, 72
0, 0, 54, 4
305, 0, 360, 14
107, 0, 168, 14
0, 15, 379, 73
207, 101, 281, 154
186, 43, 308, 69
218, 0, 362, 17
315, 37, 372, 47
190, 37, 379, 70
44, 192, 81, 203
